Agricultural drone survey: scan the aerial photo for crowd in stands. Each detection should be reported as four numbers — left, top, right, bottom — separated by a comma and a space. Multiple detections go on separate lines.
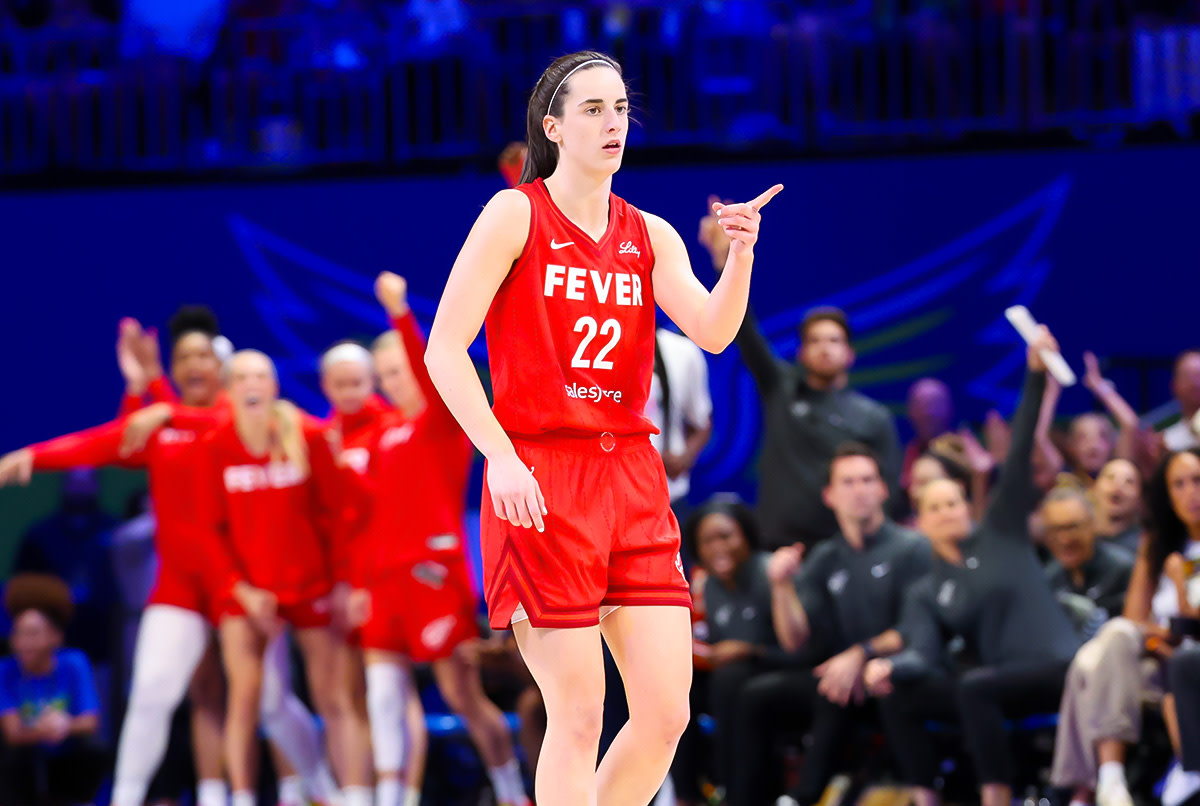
1, 186, 1200, 806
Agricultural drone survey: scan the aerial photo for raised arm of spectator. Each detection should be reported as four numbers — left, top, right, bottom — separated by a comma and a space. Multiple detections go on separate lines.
958, 426, 998, 521
1082, 351, 1142, 462
983, 328, 1056, 536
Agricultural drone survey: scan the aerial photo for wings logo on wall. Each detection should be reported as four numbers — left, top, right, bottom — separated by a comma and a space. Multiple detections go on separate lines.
227, 212, 489, 416
229, 175, 1070, 495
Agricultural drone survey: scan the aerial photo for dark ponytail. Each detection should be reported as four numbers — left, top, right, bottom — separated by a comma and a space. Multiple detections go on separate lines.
1144, 448, 1200, 580
519, 51, 623, 185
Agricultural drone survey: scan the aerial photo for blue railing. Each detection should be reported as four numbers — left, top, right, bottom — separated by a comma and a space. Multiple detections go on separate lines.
0, 1, 1197, 176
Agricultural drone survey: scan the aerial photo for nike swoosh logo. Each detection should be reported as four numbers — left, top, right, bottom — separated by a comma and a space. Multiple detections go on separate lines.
551, 239, 574, 249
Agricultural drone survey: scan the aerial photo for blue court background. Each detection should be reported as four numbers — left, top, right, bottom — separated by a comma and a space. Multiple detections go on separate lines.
0, 143, 1192, 510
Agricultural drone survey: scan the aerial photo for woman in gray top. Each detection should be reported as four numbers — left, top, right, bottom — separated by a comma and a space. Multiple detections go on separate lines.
862, 326, 1082, 806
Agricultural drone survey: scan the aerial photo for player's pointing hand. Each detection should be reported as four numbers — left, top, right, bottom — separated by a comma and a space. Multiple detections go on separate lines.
711, 184, 784, 256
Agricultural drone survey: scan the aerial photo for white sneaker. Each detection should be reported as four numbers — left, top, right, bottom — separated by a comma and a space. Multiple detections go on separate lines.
776, 798, 802, 806
1162, 760, 1200, 806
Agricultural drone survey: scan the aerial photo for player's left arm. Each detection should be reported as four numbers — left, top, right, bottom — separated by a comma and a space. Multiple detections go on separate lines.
648, 184, 783, 354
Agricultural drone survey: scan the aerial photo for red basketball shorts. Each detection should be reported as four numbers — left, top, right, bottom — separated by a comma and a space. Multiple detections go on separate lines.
481, 432, 692, 630
359, 556, 479, 663
222, 594, 332, 630
149, 562, 228, 625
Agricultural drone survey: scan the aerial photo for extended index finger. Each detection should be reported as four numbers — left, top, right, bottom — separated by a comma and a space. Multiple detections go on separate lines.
749, 183, 784, 211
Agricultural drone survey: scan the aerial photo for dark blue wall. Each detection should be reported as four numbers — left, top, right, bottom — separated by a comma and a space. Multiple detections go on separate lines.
2, 144, 1194, 503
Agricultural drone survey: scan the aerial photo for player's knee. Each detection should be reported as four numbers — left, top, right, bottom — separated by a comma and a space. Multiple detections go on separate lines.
632, 694, 690, 746
548, 695, 604, 750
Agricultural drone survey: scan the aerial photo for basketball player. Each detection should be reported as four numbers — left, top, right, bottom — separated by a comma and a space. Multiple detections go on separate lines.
320, 340, 429, 798
193, 349, 370, 806
424, 50, 781, 806
0, 311, 341, 806
338, 272, 528, 806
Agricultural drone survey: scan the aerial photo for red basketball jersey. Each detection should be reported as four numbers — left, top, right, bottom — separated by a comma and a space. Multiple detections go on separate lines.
486, 178, 658, 438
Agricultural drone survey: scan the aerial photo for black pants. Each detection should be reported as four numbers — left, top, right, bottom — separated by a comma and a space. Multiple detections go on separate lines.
879, 660, 1069, 789
0, 738, 111, 806
1170, 645, 1200, 773
726, 668, 866, 806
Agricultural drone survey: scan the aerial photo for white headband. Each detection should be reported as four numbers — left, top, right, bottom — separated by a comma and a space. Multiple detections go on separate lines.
212, 335, 234, 363
547, 59, 611, 116
321, 343, 374, 374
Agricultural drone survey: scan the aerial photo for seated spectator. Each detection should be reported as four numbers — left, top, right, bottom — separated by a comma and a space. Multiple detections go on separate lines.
0, 574, 109, 806
728, 443, 930, 806
1160, 350, 1200, 453
906, 431, 993, 526
684, 497, 785, 800
863, 330, 1081, 806
1068, 413, 1117, 481
14, 467, 120, 672
1049, 448, 1200, 806
901, 378, 954, 494
1092, 458, 1143, 557
1041, 481, 1134, 639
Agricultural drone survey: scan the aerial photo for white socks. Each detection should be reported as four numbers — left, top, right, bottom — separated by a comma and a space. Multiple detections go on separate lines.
402, 788, 420, 806
375, 778, 402, 806
1098, 761, 1126, 791
231, 790, 256, 806
342, 785, 373, 806
197, 779, 229, 806
1096, 761, 1133, 806
277, 776, 304, 806
488, 757, 527, 805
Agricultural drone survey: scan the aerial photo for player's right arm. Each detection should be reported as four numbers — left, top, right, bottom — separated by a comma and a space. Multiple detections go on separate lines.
0, 414, 155, 486
425, 189, 546, 532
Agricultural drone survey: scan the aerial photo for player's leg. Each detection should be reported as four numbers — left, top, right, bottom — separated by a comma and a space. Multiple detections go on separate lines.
219, 616, 269, 806
336, 640, 376, 787
402, 672, 428, 802
111, 605, 210, 806
294, 625, 372, 806
364, 649, 415, 806
593, 605, 692, 806
259, 630, 341, 806
189, 641, 229, 806
431, 646, 528, 806
512, 621, 606, 806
